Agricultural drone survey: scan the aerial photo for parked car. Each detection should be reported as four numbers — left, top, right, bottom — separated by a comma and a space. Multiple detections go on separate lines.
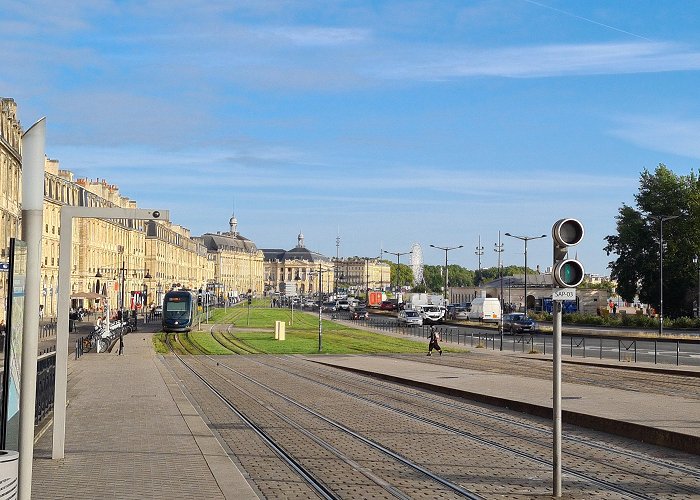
380, 301, 397, 311
351, 308, 369, 320
502, 313, 537, 333
397, 309, 423, 326
453, 306, 470, 320
337, 299, 350, 310
321, 301, 337, 312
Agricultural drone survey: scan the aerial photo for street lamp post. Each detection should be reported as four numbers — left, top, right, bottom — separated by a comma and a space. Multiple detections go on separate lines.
649, 214, 680, 336
494, 233, 505, 350
335, 234, 340, 296
694, 255, 700, 318
142, 268, 151, 322
475, 236, 484, 286
118, 260, 126, 321
291, 272, 301, 325
383, 249, 412, 294
505, 232, 546, 315
429, 244, 463, 303
310, 264, 330, 352
365, 257, 371, 301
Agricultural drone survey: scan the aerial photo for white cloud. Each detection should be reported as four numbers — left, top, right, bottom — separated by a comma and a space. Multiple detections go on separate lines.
258, 26, 371, 46
609, 115, 700, 160
378, 42, 700, 80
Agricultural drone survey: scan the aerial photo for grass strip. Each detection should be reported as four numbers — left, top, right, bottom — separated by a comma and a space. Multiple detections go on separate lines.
178, 333, 201, 354
218, 331, 262, 354
188, 331, 234, 354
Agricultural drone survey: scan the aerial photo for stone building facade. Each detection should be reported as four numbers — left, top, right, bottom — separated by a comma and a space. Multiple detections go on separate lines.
335, 257, 391, 294
198, 214, 264, 300
0, 99, 22, 319
262, 232, 335, 296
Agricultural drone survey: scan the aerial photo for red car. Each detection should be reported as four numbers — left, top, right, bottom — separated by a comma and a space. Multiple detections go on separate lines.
380, 301, 397, 311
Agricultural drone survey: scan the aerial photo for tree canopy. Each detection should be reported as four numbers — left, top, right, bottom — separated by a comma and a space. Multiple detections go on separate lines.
604, 164, 700, 317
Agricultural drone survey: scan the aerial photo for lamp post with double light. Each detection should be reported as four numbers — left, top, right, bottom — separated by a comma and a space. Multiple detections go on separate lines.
504, 232, 546, 315
494, 232, 505, 349
142, 269, 152, 322
694, 255, 700, 318
429, 244, 463, 304
649, 214, 680, 336
383, 249, 412, 295
309, 264, 331, 352
475, 236, 484, 286
291, 272, 301, 325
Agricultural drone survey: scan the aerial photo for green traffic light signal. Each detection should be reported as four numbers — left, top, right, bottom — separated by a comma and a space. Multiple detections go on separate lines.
558, 260, 584, 287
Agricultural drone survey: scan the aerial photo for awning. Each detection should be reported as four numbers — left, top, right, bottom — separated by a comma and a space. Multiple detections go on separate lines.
70, 292, 107, 300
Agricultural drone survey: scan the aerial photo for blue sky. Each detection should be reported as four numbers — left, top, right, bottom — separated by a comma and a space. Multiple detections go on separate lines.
4, 1, 700, 275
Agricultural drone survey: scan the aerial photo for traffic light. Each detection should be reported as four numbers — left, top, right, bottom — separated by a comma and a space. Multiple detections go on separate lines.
552, 218, 585, 288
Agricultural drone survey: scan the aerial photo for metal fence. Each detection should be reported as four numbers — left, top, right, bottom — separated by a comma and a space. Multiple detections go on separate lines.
35, 351, 55, 425
334, 312, 700, 367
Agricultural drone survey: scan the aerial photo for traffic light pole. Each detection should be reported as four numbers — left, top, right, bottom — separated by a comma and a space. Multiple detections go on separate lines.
553, 300, 562, 497
550, 217, 584, 498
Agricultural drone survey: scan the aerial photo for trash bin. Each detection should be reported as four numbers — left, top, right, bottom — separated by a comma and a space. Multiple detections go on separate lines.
0, 450, 18, 497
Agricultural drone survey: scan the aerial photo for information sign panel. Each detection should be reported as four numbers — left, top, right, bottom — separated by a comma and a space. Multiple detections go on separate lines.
284, 282, 297, 297
552, 288, 576, 302
2, 239, 26, 450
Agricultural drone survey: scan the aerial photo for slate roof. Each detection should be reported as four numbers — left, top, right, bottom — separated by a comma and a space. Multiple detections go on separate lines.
201, 232, 258, 253
261, 245, 330, 263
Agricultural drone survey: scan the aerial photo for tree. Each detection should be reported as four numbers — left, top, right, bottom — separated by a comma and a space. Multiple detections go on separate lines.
388, 262, 414, 289
605, 164, 700, 317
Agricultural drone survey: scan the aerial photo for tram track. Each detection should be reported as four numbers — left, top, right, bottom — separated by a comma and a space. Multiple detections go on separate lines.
166, 334, 334, 499
168, 334, 484, 499
165, 329, 699, 498
235, 354, 700, 499
271, 355, 700, 479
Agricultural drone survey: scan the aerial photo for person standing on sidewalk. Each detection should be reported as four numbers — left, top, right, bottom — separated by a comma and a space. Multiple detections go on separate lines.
427, 326, 442, 356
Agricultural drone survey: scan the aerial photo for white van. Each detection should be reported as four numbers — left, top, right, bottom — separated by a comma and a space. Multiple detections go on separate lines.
467, 297, 501, 323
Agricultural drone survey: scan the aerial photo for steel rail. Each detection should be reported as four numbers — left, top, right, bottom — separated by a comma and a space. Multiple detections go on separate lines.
231, 355, 683, 499
166, 335, 339, 500
206, 355, 484, 499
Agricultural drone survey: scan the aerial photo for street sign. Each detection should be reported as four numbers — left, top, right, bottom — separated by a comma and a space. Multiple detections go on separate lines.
552, 288, 576, 301
0, 262, 8, 272
284, 282, 297, 297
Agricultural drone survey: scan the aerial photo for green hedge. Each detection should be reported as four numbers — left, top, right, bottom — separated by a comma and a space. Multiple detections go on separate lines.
531, 311, 699, 329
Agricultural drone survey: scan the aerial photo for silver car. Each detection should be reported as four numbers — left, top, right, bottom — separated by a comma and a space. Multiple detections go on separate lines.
398, 309, 423, 326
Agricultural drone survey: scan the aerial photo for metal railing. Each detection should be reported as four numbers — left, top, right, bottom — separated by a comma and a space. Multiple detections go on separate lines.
35, 351, 56, 425
330, 311, 700, 367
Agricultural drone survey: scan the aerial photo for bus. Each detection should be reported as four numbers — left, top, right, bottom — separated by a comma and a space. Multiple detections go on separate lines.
162, 289, 196, 332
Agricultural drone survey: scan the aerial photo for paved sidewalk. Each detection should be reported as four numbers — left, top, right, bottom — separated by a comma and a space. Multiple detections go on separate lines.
31, 328, 257, 499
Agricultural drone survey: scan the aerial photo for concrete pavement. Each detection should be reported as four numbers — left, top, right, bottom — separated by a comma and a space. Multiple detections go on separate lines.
31, 323, 257, 499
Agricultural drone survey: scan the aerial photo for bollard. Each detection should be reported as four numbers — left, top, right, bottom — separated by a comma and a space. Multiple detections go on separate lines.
0, 451, 18, 497
278, 321, 286, 341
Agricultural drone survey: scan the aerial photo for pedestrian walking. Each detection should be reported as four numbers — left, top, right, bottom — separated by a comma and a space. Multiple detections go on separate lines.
118, 332, 124, 355
427, 326, 442, 356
